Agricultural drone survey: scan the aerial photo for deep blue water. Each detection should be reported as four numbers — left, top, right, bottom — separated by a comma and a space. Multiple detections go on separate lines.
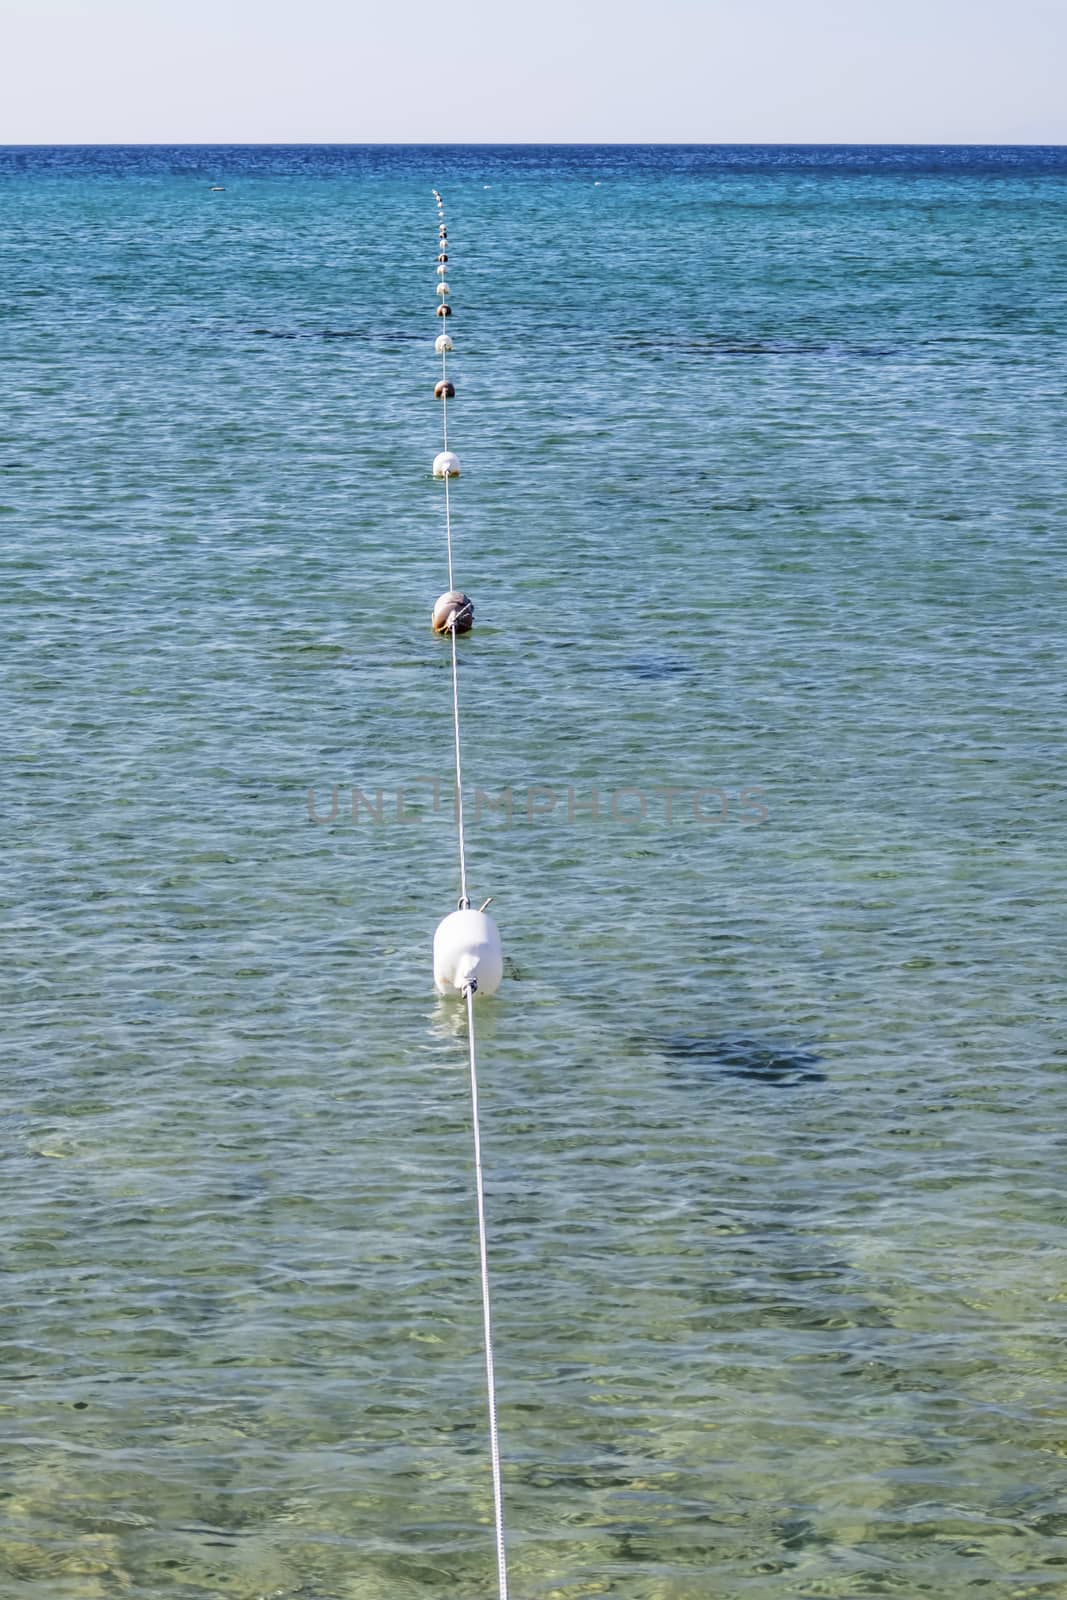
5, 142, 1067, 176
2, 145, 1065, 1600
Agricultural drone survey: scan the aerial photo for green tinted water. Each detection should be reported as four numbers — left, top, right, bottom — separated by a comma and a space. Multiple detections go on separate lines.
2, 145, 1065, 1598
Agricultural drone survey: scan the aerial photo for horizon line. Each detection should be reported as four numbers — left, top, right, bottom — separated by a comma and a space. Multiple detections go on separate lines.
2, 139, 1066, 150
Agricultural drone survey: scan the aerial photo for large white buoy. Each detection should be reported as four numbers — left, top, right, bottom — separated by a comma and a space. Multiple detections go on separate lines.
434, 908, 503, 997
433, 450, 461, 478
435, 332, 453, 353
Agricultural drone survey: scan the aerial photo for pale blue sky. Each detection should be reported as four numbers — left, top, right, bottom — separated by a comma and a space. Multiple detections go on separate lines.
1, 0, 1064, 144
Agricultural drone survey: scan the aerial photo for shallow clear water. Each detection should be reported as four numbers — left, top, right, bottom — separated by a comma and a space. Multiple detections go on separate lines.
2, 144, 1066, 1599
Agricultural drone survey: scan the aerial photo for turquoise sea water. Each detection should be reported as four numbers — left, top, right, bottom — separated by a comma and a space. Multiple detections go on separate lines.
2, 145, 1066, 1598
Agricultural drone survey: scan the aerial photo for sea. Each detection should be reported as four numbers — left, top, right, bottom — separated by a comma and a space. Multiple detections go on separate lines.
2, 144, 1065, 1599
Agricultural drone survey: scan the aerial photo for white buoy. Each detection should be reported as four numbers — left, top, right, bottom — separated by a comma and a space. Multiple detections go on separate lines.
433, 450, 461, 478
434, 909, 503, 997
436, 282, 450, 297
435, 333, 453, 353
437, 263, 448, 276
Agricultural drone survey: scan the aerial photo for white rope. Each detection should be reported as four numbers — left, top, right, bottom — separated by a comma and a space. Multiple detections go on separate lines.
433, 189, 510, 1600
465, 980, 509, 1600
449, 618, 469, 909
443, 468, 455, 593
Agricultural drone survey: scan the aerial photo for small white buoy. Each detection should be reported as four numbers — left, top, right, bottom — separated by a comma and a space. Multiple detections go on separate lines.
436, 282, 450, 297
435, 333, 453, 354
434, 909, 503, 997
436, 264, 448, 276
433, 450, 461, 478
432, 589, 473, 633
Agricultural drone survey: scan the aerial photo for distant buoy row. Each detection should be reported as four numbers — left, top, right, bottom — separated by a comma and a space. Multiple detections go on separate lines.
425, 187, 510, 1600
429, 186, 500, 994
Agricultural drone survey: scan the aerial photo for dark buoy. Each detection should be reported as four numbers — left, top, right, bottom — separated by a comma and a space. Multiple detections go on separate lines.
432, 590, 474, 634
436, 303, 452, 318
437, 252, 448, 263
435, 379, 455, 400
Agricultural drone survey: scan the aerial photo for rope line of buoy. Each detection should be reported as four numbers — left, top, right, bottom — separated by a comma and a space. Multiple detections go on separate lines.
465, 983, 509, 1600
443, 471, 454, 597
428, 187, 510, 1600
449, 619, 470, 909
